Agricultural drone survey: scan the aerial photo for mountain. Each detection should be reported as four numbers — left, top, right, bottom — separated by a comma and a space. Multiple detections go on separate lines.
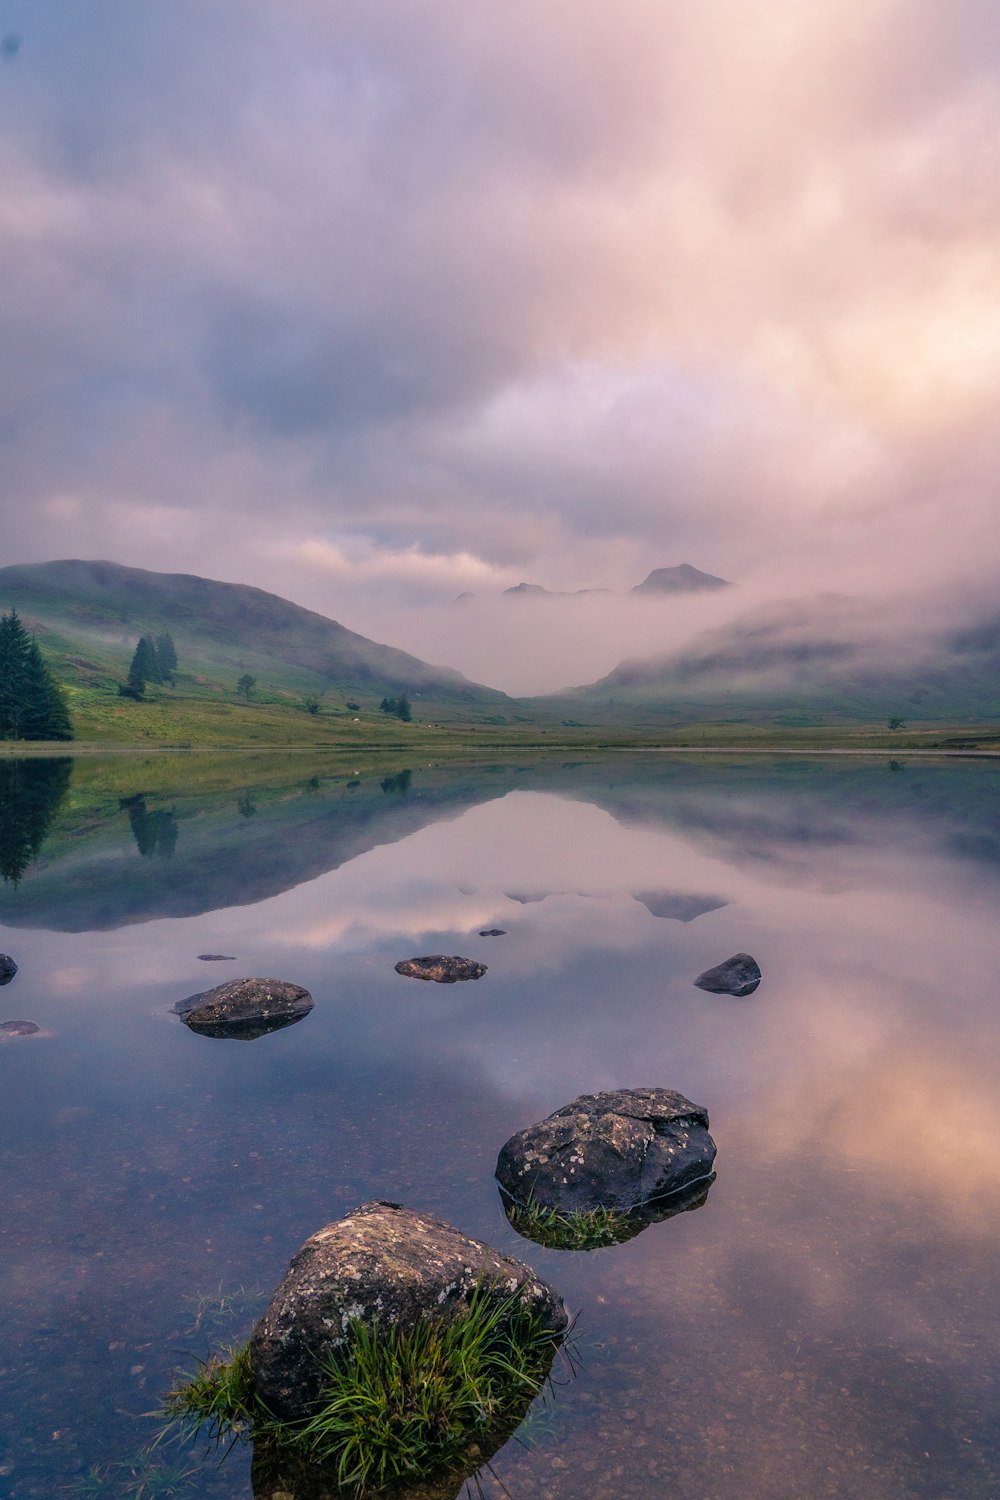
461, 566, 730, 602
548, 595, 1000, 725
501, 582, 612, 599
0, 560, 509, 712
631, 564, 731, 595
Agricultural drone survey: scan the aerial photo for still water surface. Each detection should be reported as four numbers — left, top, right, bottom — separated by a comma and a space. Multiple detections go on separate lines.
2, 752, 999, 1499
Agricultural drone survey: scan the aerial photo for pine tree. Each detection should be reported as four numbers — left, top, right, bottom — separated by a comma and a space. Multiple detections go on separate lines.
122, 635, 162, 698
0, 610, 74, 741
155, 632, 178, 682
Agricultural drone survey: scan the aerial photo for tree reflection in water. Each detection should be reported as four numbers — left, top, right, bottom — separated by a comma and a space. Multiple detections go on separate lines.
0, 757, 71, 885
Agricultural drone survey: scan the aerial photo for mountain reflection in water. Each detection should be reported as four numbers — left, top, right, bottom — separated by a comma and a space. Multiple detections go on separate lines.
2, 753, 1000, 1498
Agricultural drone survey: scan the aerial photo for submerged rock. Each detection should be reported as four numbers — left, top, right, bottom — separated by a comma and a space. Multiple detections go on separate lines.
197, 953, 237, 961
394, 955, 487, 983
174, 977, 313, 1040
250, 1201, 567, 1423
0, 954, 17, 986
496, 1087, 717, 1217
0, 1019, 40, 1037
694, 952, 761, 996
502, 1172, 714, 1251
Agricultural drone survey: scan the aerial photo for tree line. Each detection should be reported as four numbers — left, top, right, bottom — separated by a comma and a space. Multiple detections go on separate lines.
0, 609, 73, 741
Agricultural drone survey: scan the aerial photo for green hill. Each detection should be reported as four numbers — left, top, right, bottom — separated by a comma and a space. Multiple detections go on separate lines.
0, 559, 512, 743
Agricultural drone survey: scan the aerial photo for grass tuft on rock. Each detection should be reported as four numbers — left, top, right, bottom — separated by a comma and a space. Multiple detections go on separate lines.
163, 1281, 564, 1493
503, 1197, 630, 1251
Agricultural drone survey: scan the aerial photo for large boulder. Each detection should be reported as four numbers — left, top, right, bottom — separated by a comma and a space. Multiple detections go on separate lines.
173, 977, 313, 1040
495, 1087, 717, 1216
0, 954, 17, 986
394, 955, 486, 983
694, 952, 761, 996
249, 1201, 568, 1423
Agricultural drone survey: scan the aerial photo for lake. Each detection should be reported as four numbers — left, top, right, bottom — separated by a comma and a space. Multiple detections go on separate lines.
2, 750, 1000, 1499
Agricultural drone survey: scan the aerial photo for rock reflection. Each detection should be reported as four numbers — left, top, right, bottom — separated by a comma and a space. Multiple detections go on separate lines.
180, 1010, 310, 1040
500, 1174, 715, 1251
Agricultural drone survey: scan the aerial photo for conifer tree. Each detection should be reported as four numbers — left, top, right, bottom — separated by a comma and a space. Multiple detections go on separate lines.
122, 635, 162, 698
155, 632, 178, 682
0, 610, 74, 741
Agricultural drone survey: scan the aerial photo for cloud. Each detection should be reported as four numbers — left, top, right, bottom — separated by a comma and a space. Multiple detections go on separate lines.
3, 0, 1000, 686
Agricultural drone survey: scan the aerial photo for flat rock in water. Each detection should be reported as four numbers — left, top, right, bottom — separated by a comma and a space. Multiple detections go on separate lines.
250, 1200, 567, 1423
0, 954, 17, 986
197, 953, 237, 961
394, 955, 486, 983
478, 928, 507, 937
173, 977, 313, 1040
0, 1020, 40, 1037
496, 1087, 717, 1216
694, 952, 761, 996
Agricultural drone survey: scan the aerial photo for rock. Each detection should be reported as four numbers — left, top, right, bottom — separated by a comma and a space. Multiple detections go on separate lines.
693, 952, 761, 996
173, 977, 313, 1040
0, 1020, 40, 1037
249, 1201, 567, 1423
495, 1087, 717, 1216
478, 928, 507, 937
394, 955, 487, 983
197, 953, 237, 961
0, 954, 17, 986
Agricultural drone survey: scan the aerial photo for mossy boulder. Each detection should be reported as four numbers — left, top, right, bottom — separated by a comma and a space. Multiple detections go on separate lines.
496, 1087, 717, 1217
249, 1201, 567, 1423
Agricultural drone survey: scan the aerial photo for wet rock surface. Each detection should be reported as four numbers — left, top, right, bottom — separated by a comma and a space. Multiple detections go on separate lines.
394, 955, 487, 983
694, 952, 762, 995
0, 1019, 40, 1037
173, 977, 313, 1040
0, 953, 17, 985
250, 1200, 568, 1423
496, 1087, 717, 1216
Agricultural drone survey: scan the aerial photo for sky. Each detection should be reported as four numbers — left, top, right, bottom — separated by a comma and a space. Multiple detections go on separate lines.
2, 1, 1000, 692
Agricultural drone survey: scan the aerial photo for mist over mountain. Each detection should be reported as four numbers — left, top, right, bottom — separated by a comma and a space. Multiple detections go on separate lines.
554, 591, 1000, 724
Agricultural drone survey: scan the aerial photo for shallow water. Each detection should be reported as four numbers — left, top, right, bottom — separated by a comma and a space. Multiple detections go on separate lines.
2, 751, 1000, 1499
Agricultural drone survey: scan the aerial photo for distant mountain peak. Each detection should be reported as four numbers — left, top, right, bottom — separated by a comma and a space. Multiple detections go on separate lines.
631, 564, 731, 595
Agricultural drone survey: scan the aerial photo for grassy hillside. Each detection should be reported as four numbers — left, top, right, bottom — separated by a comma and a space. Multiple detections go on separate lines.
0, 559, 513, 744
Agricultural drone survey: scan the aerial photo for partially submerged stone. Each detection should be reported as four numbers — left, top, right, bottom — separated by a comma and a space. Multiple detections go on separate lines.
0, 1019, 40, 1038
197, 953, 237, 961
174, 977, 313, 1040
694, 952, 761, 996
501, 1172, 714, 1251
478, 928, 507, 937
250, 1201, 567, 1423
0, 954, 17, 986
496, 1087, 717, 1217
394, 955, 487, 983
